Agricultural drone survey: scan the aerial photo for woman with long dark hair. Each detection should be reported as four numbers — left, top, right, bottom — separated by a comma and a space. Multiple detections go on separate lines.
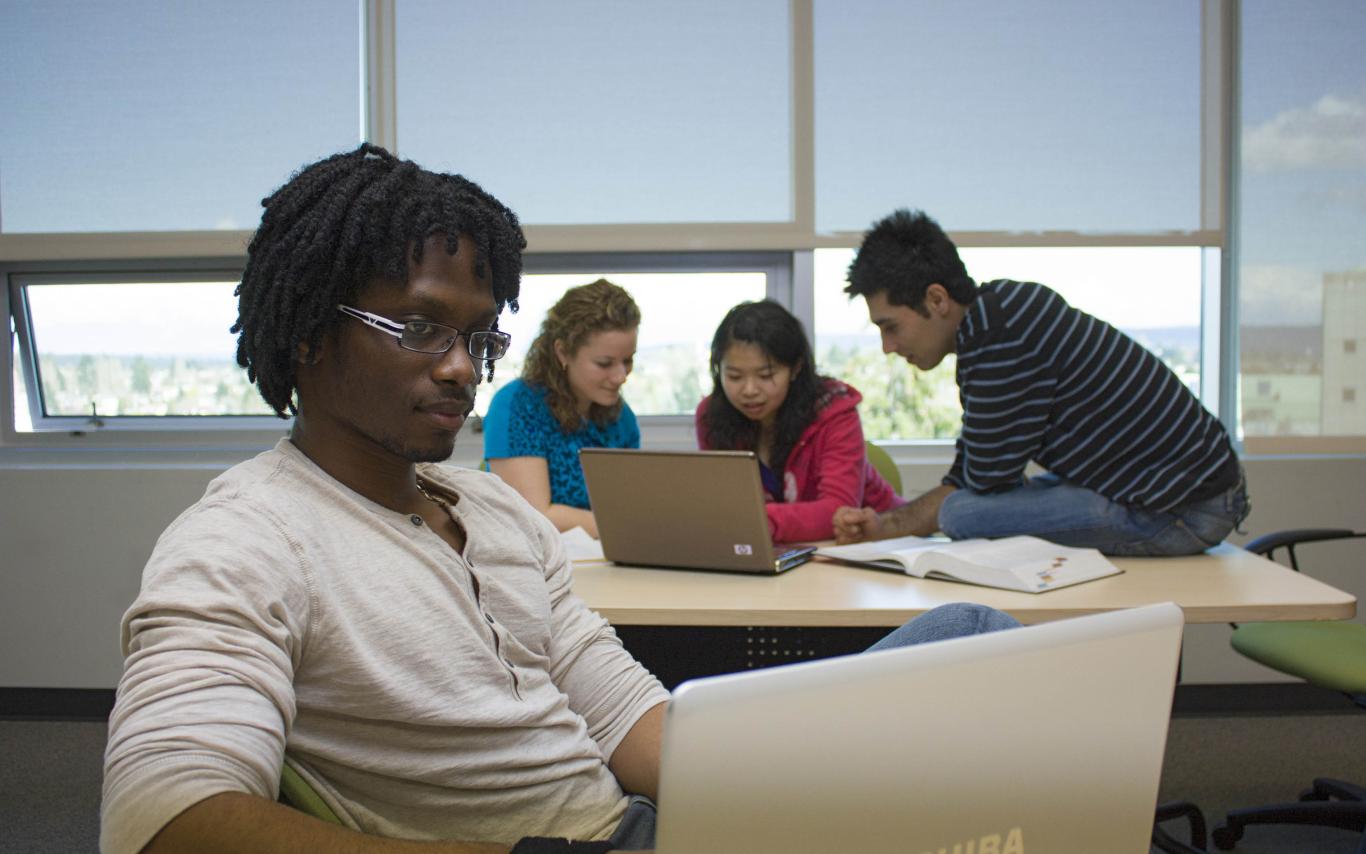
696, 300, 904, 542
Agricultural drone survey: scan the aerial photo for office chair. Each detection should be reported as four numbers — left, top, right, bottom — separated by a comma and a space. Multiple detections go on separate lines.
864, 441, 903, 494
1210, 528, 1366, 851
1153, 799, 1210, 852
279, 762, 344, 826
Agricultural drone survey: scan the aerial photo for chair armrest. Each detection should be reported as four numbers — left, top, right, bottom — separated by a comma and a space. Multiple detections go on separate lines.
1243, 529, 1362, 557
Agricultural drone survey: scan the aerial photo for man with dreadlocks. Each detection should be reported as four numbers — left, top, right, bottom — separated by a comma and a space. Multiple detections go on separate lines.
101, 147, 1020, 854
100, 145, 671, 854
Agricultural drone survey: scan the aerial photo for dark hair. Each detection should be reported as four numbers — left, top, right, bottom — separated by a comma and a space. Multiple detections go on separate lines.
522, 279, 641, 432
845, 208, 977, 314
233, 143, 526, 417
700, 300, 823, 477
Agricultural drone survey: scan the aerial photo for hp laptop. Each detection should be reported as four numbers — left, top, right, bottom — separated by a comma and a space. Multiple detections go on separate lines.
579, 448, 815, 574
655, 602, 1186, 854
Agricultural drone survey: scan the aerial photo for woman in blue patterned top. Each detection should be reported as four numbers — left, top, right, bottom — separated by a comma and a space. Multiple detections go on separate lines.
484, 279, 640, 538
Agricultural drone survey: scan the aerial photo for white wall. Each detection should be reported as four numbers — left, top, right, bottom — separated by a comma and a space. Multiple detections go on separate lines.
1, 449, 1361, 688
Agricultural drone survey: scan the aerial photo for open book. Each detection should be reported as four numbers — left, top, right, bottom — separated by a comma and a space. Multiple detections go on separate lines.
817, 535, 1122, 594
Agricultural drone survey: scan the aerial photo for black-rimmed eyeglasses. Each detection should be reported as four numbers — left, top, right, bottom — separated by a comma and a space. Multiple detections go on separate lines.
337, 305, 511, 361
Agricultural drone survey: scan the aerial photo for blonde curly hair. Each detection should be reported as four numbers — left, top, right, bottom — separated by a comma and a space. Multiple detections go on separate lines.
523, 278, 641, 431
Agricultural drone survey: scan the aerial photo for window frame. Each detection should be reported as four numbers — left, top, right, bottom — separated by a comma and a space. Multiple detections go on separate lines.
2, 251, 794, 457
3, 258, 295, 454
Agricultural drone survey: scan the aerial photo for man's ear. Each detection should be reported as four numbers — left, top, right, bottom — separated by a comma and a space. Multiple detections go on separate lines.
924, 283, 951, 316
297, 340, 323, 365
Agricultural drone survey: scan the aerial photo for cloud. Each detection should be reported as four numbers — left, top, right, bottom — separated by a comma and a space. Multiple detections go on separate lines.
214, 216, 240, 230
1239, 264, 1323, 325
1243, 90, 1366, 173
1296, 182, 1366, 214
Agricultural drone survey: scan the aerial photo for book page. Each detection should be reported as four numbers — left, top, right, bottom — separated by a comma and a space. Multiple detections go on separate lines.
918, 537, 1120, 593
817, 535, 948, 566
820, 535, 1120, 592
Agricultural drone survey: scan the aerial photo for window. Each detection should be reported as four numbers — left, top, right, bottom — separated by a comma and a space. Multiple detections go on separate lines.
7, 256, 779, 433
395, 0, 791, 225
10, 271, 272, 431
1238, 0, 1366, 443
813, 0, 1202, 234
5, 4, 1360, 460
0, 1, 359, 233
476, 255, 781, 419
813, 247, 1204, 442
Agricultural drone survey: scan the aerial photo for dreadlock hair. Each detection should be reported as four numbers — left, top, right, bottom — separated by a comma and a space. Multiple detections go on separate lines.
845, 209, 977, 314
233, 143, 526, 417
699, 300, 824, 479
522, 279, 641, 432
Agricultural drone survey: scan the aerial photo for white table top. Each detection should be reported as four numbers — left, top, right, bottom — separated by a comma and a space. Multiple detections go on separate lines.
571, 544, 1357, 626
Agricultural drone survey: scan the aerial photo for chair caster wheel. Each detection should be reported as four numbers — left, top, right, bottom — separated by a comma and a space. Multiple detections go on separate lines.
1211, 824, 1241, 849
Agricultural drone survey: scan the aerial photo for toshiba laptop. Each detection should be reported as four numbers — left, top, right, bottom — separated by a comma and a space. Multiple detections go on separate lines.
655, 602, 1186, 854
579, 448, 815, 573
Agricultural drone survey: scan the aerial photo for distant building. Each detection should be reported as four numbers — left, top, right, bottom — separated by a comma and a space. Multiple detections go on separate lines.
1322, 269, 1366, 434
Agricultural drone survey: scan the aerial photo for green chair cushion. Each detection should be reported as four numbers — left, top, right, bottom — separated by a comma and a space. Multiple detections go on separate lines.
1231, 621, 1366, 694
279, 762, 344, 826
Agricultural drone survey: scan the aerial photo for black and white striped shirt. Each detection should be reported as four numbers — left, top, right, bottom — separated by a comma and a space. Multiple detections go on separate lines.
944, 280, 1238, 512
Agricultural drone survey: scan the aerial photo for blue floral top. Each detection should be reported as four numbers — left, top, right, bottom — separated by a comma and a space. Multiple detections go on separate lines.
482, 378, 640, 510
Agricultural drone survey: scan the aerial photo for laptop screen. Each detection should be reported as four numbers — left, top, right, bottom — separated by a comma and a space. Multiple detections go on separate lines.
655, 603, 1184, 854
581, 448, 811, 573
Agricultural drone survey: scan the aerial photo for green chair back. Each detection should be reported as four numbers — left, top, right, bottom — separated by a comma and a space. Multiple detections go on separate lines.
864, 441, 902, 495
279, 762, 344, 826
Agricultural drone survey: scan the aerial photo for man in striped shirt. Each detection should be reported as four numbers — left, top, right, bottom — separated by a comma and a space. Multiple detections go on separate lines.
832, 209, 1248, 556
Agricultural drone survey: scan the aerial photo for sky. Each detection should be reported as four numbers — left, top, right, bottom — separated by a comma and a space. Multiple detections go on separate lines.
1236, 1, 1366, 324
24, 282, 241, 358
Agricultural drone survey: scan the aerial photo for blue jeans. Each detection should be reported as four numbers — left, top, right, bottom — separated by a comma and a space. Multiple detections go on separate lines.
937, 470, 1250, 557
607, 603, 1022, 850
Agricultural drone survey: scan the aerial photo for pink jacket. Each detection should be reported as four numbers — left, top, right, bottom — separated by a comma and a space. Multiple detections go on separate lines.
695, 379, 906, 543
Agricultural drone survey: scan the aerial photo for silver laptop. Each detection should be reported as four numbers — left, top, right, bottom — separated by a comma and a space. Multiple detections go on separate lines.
655, 602, 1185, 854
579, 448, 815, 574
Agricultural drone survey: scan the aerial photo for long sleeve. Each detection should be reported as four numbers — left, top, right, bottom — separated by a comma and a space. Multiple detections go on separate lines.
945, 281, 1237, 510
944, 284, 1057, 493
535, 514, 669, 759
101, 501, 310, 854
693, 398, 711, 448
764, 404, 870, 543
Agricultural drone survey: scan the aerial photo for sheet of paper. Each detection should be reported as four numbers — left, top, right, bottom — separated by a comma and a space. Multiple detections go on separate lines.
817, 534, 945, 561
560, 526, 605, 561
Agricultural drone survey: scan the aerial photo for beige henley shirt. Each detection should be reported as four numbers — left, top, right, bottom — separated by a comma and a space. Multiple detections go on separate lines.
101, 439, 669, 854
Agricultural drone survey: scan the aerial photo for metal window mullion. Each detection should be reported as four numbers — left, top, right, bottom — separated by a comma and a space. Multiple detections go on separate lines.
789, 0, 816, 351
1218, 0, 1242, 442
1199, 0, 1231, 421
790, 0, 815, 234
3, 279, 45, 444
362, 0, 397, 152
790, 250, 815, 352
